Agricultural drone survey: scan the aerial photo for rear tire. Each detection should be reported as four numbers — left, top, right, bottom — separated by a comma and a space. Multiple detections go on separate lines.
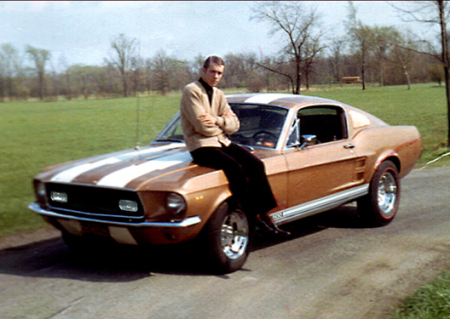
202, 202, 251, 274
358, 160, 400, 226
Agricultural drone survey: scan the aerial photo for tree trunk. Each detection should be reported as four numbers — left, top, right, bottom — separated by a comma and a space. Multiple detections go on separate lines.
438, 0, 450, 146
361, 42, 366, 91
403, 66, 411, 90
295, 58, 301, 95
38, 71, 45, 100
361, 66, 366, 91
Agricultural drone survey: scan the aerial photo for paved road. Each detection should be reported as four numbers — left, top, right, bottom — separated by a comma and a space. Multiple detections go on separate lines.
1, 166, 450, 319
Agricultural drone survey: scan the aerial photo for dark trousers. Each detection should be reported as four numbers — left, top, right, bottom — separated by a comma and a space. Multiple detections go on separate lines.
190, 143, 277, 217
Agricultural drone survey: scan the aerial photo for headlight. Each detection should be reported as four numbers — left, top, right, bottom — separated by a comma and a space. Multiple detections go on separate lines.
166, 193, 186, 215
50, 191, 68, 203
119, 199, 139, 212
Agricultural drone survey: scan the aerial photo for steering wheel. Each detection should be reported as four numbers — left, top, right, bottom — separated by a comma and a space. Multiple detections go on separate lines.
252, 130, 278, 148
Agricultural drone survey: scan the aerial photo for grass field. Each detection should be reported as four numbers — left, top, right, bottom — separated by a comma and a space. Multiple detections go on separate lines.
1, 83, 449, 239
393, 270, 450, 318
0, 94, 182, 238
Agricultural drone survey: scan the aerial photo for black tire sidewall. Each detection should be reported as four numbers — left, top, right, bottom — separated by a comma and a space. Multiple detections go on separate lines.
203, 203, 250, 274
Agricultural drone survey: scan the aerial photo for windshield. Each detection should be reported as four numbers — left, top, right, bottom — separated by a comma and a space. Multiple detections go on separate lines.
154, 103, 288, 149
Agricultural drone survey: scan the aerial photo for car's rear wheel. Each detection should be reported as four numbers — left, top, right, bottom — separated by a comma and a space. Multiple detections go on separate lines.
202, 202, 251, 274
358, 160, 400, 226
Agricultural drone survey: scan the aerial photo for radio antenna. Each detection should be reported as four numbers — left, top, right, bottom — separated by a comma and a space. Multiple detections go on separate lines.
135, 39, 141, 150
135, 94, 140, 150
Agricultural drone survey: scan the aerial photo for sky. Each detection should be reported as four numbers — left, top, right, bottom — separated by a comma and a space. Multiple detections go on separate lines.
1, 1, 429, 70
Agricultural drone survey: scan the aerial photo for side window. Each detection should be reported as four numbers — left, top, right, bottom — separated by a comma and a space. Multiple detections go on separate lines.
297, 106, 347, 144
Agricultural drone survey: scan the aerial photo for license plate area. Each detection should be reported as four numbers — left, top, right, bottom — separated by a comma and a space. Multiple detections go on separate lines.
81, 223, 109, 237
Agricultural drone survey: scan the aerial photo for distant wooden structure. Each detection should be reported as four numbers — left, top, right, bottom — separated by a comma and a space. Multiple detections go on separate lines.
340, 76, 362, 84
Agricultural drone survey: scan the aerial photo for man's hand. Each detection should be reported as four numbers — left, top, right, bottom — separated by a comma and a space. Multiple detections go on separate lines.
223, 110, 234, 119
199, 113, 217, 126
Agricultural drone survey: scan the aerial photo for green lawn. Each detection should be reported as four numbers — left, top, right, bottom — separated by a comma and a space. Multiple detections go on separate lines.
393, 270, 450, 318
1, 84, 449, 239
0, 94, 181, 238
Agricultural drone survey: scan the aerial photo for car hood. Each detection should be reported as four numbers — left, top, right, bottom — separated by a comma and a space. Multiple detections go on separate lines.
35, 143, 221, 192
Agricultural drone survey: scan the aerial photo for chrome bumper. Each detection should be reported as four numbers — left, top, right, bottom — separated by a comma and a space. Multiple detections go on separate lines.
28, 202, 202, 228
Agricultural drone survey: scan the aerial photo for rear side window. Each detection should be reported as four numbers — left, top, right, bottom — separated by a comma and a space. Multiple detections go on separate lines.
298, 106, 347, 143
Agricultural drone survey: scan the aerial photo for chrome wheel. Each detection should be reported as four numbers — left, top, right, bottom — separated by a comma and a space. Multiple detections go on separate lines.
220, 210, 249, 260
377, 170, 398, 218
357, 160, 400, 227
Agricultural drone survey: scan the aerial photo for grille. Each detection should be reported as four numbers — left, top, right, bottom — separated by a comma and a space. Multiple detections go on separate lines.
46, 183, 144, 222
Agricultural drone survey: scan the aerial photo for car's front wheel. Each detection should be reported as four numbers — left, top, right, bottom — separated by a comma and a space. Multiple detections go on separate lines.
358, 160, 400, 226
202, 202, 251, 274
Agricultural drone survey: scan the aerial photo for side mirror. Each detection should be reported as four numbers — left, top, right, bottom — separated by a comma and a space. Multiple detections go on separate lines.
299, 134, 317, 149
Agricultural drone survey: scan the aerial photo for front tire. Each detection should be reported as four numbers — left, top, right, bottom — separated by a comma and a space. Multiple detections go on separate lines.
202, 202, 251, 274
358, 160, 400, 226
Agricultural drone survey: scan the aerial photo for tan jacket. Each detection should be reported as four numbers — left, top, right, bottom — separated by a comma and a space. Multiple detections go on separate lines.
180, 80, 240, 151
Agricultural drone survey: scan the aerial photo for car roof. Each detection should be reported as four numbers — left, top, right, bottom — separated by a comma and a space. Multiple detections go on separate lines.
226, 93, 343, 109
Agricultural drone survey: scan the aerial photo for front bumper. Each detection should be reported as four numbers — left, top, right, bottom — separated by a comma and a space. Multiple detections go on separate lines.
29, 202, 204, 245
29, 202, 202, 228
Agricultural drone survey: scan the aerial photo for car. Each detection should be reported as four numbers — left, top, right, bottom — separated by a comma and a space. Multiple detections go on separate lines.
29, 93, 422, 273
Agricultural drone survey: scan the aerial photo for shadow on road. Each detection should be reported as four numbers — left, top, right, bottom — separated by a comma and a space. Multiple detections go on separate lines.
252, 203, 364, 250
0, 205, 367, 280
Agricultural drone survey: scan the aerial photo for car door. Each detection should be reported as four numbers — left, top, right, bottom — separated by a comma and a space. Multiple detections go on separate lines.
283, 105, 360, 207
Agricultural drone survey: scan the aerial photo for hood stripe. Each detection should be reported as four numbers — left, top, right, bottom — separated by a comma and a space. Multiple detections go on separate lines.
51, 157, 121, 182
243, 94, 293, 104
50, 144, 184, 183
97, 152, 192, 188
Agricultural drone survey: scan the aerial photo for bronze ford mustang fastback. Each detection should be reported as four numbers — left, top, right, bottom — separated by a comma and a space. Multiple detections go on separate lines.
29, 94, 422, 273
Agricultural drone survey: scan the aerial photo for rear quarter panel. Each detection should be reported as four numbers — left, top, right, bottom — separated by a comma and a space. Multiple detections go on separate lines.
352, 125, 422, 181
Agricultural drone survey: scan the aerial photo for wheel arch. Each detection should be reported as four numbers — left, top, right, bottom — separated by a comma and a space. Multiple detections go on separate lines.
383, 155, 400, 173
374, 153, 401, 176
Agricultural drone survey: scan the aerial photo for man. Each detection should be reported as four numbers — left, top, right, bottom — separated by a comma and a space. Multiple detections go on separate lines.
180, 56, 289, 236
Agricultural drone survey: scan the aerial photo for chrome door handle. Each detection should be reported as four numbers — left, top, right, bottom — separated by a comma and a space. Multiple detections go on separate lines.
344, 144, 355, 149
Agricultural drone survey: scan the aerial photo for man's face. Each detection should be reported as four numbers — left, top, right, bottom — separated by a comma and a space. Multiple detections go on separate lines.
201, 62, 224, 87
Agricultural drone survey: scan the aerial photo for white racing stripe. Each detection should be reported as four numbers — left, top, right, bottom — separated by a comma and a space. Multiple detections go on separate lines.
51, 157, 121, 182
51, 144, 184, 183
97, 152, 192, 188
244, 94, 293, 104
115, 143, 183, 161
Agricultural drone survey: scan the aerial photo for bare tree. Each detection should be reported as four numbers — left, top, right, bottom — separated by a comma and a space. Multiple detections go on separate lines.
152, 51, 171, 95
108, 34, 138, 97
386, 30, 419, 90
58, 54, 72, 100
251, 1, 323, 94
130, 56, 144, 96
0, 43, 21, 101
223, 53, 259, 88
392, 0, 450, 146
328, 39, 346, 84
347, 2, 375, 90
26, 45, 51, 100
0, 46, 7, 101
372, 26, 400, 87
302, 35, 324, 90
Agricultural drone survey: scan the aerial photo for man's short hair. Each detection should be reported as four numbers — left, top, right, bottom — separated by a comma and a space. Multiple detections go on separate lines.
203, 56, 225, 69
